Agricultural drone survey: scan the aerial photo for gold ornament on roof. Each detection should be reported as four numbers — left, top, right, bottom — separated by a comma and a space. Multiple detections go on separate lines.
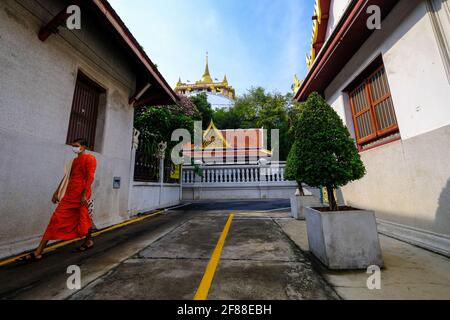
175, 53, 236, 100
200, 52, 214, 84
292, 74, 303, 94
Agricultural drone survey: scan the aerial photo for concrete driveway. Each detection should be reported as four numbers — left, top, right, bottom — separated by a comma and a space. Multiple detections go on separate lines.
0, 200, 338, 300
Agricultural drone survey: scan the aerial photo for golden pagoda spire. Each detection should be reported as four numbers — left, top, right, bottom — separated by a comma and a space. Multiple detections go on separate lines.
222, 74, 228, 85
201, 52, 213, 83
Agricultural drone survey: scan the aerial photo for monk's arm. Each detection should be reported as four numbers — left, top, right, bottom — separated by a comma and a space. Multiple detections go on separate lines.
55, 177, 64, 194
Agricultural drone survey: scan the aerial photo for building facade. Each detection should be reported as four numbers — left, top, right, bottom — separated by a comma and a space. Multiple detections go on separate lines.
295, 0, 450, 256
0, 0, 177, 258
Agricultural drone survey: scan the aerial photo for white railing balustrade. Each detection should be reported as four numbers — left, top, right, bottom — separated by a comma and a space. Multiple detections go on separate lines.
182, 163, 289, 185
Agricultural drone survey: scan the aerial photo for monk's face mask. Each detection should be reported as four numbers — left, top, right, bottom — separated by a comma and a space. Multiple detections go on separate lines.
72, 146, 82, 154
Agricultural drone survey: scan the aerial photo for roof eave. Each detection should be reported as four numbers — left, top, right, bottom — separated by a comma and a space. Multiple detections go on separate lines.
294, 0, 400, 102
92, 0, 179, 105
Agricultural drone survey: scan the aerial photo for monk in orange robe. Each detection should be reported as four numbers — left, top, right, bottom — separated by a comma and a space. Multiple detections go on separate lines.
24, 138, 97, 261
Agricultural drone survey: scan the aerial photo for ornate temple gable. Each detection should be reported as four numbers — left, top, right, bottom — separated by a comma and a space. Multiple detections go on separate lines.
185, 121, 271, 152
202, 121, 231, 149
175, 53, 236, 100
182, 121, 273, 164
306, 0, 331, 69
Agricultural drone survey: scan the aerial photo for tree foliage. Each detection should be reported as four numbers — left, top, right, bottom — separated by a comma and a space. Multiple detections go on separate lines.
287, 92, 366, 210
175, 95, 200, 117
190, 93, 213, 129
284, 141, 305, 194
212, 87, 294, 160
134, 105, 194, 157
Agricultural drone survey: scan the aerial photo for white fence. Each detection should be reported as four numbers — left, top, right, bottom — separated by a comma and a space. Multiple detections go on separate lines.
182, 163, 298, 200
183, 164, 287, 184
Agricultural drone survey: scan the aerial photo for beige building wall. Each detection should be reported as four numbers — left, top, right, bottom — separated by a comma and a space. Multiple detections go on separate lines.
323, 0, 450, 255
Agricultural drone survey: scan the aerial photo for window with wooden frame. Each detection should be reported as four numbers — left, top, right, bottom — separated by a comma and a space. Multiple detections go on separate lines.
66, 72, 105, 151
348, 59, 399, 150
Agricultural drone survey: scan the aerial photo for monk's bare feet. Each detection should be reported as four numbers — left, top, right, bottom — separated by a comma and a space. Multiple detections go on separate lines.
74, 239, 94, 253
20, 252, 43, 262
84, 239, 94, 248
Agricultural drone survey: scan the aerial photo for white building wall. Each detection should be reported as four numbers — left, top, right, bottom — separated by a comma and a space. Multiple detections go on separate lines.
130, 183, 181, 215
326, 0, 450, 140
322, 0, 450, 255
182, 183, 299, 201
0, 0, 136, 258
325, 0, 352, 40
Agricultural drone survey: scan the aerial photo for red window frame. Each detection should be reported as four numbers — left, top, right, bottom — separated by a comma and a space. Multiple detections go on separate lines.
349, 65, 399, 149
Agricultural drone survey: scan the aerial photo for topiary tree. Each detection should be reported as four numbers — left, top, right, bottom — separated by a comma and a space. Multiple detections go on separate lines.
292, 92, 365, 211
285, 142, 306, 196
285, 101, 306, 195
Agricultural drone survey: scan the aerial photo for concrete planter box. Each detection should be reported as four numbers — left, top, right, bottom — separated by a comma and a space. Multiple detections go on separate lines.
290, 195, 321, 220
305, 207, 384, 270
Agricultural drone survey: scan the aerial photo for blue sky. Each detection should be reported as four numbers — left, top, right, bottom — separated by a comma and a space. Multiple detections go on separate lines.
109, 0, 314, 95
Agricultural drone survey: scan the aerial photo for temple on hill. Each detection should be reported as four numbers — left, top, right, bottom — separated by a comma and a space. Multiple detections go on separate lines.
175, 53, 236, 109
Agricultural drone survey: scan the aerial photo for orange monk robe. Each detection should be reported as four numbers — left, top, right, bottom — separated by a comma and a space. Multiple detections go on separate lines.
43, 153, 97, 241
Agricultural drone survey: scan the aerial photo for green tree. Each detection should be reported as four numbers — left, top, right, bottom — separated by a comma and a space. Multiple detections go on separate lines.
284, 141, 305, 195
191, 93, 213, 129
254, 91, 291, 160
290, 92, 366, 211
285, 100, 306, 194
213, 87, 294, 160
134, 106, 194, 157
213, 107, 241, 129
287, 100, 305, 130
232, 87, 266, 127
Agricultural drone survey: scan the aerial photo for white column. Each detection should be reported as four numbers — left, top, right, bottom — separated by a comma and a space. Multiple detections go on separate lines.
158, 156, 165, 207
128, 128, 139, 215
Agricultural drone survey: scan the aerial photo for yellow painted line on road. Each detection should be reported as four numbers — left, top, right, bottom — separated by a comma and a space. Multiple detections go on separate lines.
194, 213, 234, 300
0, 210, 164, 267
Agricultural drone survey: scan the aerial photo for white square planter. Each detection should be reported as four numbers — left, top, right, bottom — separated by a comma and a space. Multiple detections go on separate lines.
290, 195, 322, 220
305, 207, 384, 270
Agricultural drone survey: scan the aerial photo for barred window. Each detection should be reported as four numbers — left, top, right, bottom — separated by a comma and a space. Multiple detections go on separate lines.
349, 64, 399, 148
66, 72, 105, 150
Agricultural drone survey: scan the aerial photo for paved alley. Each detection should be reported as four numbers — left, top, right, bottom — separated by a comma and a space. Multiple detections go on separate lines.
0, 200, 338, 300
